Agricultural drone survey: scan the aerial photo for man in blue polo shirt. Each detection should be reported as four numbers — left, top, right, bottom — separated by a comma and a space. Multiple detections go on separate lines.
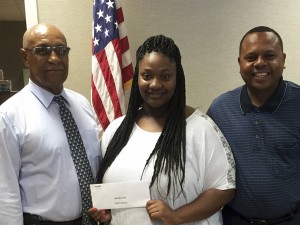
207, 26, 300, 225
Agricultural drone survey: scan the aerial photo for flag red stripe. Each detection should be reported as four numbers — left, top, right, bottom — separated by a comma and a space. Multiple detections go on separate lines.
91, 77, 110, 130
122, 63, 134, 84
120, 36, 129, 54
95, 44, 123, 119
116, 8, 124, 24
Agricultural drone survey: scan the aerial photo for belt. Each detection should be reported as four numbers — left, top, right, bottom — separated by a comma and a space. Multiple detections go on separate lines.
23, 213, 82, 225
240, 214, 292, 225
225, 206, 293, 225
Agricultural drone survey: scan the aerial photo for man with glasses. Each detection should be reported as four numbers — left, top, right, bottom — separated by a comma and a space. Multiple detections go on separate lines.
0, 23, 101, 225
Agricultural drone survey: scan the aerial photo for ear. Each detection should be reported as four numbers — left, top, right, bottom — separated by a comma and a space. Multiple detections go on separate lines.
282, 53, 286, 69
20, 48, 30, 68
238, 57, 242, 74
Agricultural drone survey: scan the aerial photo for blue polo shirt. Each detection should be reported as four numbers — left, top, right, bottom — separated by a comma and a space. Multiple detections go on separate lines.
207, 79, 300, 219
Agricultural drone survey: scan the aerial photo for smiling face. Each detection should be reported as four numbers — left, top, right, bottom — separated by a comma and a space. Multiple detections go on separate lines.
238, 31, 286, 99
138, 52, 177, 111
20, 24, 69, 94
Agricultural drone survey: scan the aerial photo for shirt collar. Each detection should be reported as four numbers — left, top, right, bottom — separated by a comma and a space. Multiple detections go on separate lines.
240, 78, 287, 114
28, 79, 68, 108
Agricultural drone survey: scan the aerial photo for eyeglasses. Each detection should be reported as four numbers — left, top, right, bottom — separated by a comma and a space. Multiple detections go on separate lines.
25, 46, 71, 56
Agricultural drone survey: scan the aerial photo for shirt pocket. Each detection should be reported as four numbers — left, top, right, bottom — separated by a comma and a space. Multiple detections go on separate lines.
272, 142, 300, 179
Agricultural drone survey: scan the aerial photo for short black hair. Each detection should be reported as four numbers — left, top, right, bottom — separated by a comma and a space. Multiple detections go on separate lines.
239, 26, 283, 54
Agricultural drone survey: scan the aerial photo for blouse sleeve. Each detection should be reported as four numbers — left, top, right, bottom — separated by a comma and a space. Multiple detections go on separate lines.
189, 110, 235, 191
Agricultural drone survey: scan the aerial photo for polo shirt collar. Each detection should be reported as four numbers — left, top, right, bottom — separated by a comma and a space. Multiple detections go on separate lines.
240, 78, 287, 114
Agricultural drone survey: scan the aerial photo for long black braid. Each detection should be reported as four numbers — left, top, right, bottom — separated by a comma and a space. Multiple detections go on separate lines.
97, 35, 186, 197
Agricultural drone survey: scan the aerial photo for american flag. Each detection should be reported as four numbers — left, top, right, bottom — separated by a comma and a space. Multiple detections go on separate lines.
92, 0, 133, 131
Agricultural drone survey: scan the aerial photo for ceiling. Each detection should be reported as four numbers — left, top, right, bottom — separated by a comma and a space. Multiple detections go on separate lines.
0, 0, 26, 21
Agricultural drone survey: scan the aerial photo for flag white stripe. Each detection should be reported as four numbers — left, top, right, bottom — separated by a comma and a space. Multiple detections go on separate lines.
118, 22, 126, 39
122, 49, 132, 68
115, 0, 121, 9
92, 55, 115, 122
104, 42, 125, 115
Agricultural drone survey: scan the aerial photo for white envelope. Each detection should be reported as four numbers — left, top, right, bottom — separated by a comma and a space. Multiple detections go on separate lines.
90, 181, 151, 209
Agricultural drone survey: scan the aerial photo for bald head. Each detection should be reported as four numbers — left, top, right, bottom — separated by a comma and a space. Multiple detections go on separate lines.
20, 23, 69, 95
23, 23, 67, 49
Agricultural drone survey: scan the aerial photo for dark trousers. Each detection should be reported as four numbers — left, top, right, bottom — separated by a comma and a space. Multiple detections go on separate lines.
23, 213, 82, 225
222, 205, 300, 225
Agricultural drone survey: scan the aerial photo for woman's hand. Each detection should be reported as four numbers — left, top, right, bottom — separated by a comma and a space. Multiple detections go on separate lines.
146, 200, 178, 225
87, 208, 112, 224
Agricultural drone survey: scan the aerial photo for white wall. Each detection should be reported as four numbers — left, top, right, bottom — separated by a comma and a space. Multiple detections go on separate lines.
34, 0, 300, 111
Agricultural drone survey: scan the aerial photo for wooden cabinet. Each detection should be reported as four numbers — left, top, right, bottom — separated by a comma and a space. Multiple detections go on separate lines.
0, 91, 17, 105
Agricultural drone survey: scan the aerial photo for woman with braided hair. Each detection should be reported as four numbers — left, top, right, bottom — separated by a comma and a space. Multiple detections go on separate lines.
88, 35, 235, 225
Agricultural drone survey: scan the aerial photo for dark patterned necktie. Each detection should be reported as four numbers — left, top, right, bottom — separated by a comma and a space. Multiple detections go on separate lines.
54, 96, 97, 225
